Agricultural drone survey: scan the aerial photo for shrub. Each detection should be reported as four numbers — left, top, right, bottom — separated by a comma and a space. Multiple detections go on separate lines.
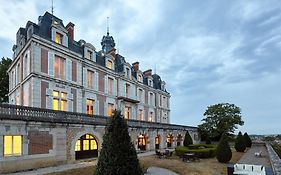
235, 131, 246, 152
183, 131, 193, 147
175, 144, 216, 158
216, 134, 232, 163
243, 132, 252, 148
94, 110, 143, 175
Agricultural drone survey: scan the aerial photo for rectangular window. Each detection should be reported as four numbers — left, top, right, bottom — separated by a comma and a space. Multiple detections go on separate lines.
126, 68, 130, 78
87, 70, 94, 88
54, 56, 65, 80
138, 89, 143, 101
138, 75, 142, 82
163, 96, 166, 107
138, 109, 144, 121
125, 106, 130, 119
107, 60, 113, 69
55, 32, 63, 44
149, 112, 153, 122
86, 50, 92, 60
108, 77, 113, 94
4, 135, 22, 157
87, 99, 94, 115
75, 140, 81, 151
108, 103, 114, 116
53, 91, 67, 111
150, 93, 154, 106
126, 84, 130, 97
17, 64, 20, 84
16, 96, 20, 105
83, 140, 89, 150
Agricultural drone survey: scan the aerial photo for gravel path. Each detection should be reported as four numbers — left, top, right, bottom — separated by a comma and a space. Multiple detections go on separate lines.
145, 167, 179, 175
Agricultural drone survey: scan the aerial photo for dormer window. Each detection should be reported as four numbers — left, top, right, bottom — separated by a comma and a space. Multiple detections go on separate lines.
126, 68, 130, 78
107, 60, 113, 69
55, 32, 63, 44
86, 50, 93, 60
138, 74, 142, 82
148, 79, 153, 87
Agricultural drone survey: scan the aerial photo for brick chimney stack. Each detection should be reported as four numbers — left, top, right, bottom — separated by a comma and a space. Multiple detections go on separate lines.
132, 62, 139, 71
143, 69, 152, 76
66, 22, 75, 40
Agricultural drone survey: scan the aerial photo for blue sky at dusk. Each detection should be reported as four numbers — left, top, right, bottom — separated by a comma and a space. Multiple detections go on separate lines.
0, 0, 280, 134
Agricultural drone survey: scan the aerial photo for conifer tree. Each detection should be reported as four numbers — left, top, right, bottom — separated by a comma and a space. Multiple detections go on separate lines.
94, 110, 143, 175
216, 133, 232, 163
235, 131, 246, 152
183, 131, 193, 147
243, 132, 252, 148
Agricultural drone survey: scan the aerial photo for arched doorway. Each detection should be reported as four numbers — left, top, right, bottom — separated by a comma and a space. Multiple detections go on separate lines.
155, 135, 160, 149
177, 134, 182, 146
166, 134, 173, 148
75, 134, 98, 160
138, 134, 146, 150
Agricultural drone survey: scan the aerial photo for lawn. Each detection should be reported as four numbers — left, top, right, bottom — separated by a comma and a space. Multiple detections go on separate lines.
47, 149, 244, 175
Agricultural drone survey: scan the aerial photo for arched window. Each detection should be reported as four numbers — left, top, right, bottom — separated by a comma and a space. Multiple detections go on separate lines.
75, 134, 98, 160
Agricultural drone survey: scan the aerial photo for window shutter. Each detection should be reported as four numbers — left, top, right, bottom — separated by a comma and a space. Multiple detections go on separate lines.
83, 68, 87, 87
94, 72, 98, 91
48, 52, 54, 76
66, 58, 72, 81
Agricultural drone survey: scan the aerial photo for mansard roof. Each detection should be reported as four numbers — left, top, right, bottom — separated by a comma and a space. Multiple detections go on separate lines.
15, 11, 169, 93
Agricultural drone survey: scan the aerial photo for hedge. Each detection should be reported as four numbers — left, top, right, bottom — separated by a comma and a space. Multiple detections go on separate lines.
175, 144, 217, 158
272, 144, 281, 159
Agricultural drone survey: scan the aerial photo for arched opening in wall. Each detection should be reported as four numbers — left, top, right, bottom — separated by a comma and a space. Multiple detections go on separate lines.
138, 134, 146, 150
166, 134, 173, 148
177, 134, 182, 146
155, 135, 160, 149
75, 134, 98, 160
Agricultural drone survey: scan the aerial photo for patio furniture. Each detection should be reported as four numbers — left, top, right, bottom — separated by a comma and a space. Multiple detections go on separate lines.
155, 150, 165, 158
254, 151, 262, 157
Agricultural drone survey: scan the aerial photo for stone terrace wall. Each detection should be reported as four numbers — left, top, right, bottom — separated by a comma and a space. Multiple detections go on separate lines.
266, 143, 281, 175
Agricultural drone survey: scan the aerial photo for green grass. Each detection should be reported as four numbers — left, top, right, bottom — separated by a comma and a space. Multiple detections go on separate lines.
272, 144, 281, 158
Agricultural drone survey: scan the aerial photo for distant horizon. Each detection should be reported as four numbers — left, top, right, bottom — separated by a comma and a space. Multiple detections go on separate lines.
0, 0, 280, 135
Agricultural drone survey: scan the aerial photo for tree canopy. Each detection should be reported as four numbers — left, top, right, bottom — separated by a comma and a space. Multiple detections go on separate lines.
183, 131, 193, 147
0, 57, 12, 103
216, 133, 232, 163
198, 103, 244, 141
95, 110, 143, 175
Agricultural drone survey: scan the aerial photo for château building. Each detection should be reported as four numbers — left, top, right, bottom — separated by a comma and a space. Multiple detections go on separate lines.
0, 12, 199, 174
8, 12, 170, 123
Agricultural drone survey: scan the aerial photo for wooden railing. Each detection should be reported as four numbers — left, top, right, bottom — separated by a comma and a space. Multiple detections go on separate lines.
0, 103, 197, 131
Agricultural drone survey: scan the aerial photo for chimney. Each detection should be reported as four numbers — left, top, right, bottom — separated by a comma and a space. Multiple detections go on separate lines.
143, 69, 152, 77
132, 62, 139, 71
66, 22, 75, 40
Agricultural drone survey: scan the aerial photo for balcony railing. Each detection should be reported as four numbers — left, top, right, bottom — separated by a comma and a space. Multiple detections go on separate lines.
0, 103, 197, 131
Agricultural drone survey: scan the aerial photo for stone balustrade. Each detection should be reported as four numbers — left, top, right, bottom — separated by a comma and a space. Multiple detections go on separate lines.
266, 143, 281, 175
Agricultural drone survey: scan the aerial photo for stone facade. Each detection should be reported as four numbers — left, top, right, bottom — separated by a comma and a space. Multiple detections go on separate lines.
0, 104, 199, 174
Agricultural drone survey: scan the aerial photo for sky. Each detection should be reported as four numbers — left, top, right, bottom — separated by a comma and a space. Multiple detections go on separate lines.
0, 0, 280, 135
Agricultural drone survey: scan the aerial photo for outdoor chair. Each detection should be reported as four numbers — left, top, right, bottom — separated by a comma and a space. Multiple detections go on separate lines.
254, 151, 262, 157
155, 150, 164, 158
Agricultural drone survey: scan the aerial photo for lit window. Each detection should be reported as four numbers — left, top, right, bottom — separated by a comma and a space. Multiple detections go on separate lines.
83, 140, 89, 150
125, 84, 130, 97
106, 60, 113, 69
108, 78, 114, 94
54, 56, 65, 80
155, 136, 160, 145
55, 32, 63, 44
108, 103, 114, 116
4, 135, 22, 157
87, 99, 94, 115
53, 91, 67, 111
87, 71, 94, 88
16, 96, 20, 105
90, 140, 97, 150
125, 106, 130, 119
75, 140, 81, 151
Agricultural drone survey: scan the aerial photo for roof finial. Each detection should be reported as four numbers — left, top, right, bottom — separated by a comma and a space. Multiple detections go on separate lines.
51, 0, 54, 15
107, 17, 109, 35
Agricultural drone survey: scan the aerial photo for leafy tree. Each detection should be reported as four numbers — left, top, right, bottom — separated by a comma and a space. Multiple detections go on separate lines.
205, 133, 211, 144
0, 57, 12, 103
243, 132, 252, 148
95, 110, 143, 175
235, 131, 246, 152
216, 133, 232, 163
183, 131, 193, 147
198, 103, 244, 141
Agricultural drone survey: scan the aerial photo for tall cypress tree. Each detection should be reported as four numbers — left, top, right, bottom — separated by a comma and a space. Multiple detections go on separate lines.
216, 133, 232, 163
94, 110, 143, 175
235, 131, 246, 152
183, 131, 193, 147
243, 132, 252, 148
